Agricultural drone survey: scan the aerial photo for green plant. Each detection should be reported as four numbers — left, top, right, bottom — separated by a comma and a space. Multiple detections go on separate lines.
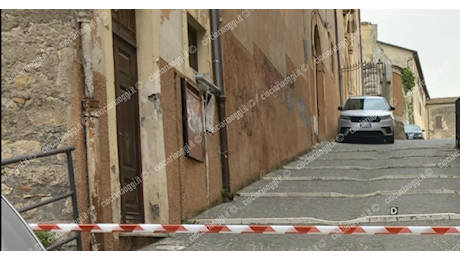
221, 188, 229, 198
402, 95, 415, 124
402, 67, 415, 94
34, 231, 53, 248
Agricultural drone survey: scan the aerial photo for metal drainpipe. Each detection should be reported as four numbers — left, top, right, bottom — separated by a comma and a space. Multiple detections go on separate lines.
76, 9, 102, 251
334, 10, 344, 106
210, 9, 232, 200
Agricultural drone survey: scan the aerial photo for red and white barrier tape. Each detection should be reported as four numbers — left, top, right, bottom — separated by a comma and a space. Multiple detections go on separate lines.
29, 224, 460, 235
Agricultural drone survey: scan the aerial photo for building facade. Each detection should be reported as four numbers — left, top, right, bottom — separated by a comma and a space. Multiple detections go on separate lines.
360, 23, 403, 138
426, 97, 459, 140
1, 9, 362, 250
377, 41, 431, 135
360, 22, 431, 138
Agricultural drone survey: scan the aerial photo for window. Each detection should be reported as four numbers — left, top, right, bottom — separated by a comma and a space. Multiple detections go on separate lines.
188, 25, 198, 71
343, 98, 389, 111
405, 125, 421, 132
436, 116, 443, 129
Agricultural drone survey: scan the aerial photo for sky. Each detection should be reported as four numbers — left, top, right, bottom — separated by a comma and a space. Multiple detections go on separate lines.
361, 9, 460, 99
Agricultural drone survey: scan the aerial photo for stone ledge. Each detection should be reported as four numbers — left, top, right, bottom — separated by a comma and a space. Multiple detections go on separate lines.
191, 213, 460, 225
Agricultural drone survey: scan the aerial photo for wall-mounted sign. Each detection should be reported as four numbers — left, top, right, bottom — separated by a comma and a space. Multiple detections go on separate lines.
205, 92, 216, 134
181, 79, 204, 162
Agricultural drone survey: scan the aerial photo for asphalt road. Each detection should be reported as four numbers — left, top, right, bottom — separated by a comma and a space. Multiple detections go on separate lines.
141, 139, 460, 251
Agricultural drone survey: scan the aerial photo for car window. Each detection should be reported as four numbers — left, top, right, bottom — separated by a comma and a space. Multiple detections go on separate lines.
405, 125, 421, 132
1, 196, 45, 251
343, 99, 364, 110
344, 98, 390, 111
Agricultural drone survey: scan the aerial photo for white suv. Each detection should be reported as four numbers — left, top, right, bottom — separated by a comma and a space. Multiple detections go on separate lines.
338, 96, 395, 144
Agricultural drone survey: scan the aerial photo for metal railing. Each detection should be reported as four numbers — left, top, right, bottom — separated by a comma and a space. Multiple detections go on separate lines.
1, 146, 82, 251
341, 61, 390, 101
362, 60, 387, 98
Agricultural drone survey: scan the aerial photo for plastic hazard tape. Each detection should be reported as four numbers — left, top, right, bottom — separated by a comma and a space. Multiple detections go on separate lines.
29, 224, 460, 235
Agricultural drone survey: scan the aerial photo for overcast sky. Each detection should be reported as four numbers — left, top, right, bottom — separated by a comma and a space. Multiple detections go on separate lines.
361, 9, 460, 99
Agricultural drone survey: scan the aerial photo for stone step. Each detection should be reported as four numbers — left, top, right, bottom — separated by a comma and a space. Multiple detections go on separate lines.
298, 150, 454, 161
192, 214, 460, 226
194, 196, 460, 221
266, 168, 460, 179
285, 157, 460, 169
237, 179, 460, 196
143, 231, 460, 251
314, 139, 456, 152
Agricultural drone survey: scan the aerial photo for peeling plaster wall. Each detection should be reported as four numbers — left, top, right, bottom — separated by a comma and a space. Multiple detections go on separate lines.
135, 9, 170, 225
2, 10, 363, 237
220, 9, 351, 192
158, 9, 221, 222
427, 100, 458, 140
159, 9, 185, 72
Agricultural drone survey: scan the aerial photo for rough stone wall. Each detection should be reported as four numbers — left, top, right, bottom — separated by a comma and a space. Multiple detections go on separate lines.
1, 9, 82, 249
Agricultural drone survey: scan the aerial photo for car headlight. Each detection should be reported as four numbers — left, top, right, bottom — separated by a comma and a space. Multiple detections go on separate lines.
380, 115, 392, 120
340, 115, 350, 120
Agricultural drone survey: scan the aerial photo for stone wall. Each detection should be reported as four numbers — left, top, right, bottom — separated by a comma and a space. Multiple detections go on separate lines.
1, 9, 79, 249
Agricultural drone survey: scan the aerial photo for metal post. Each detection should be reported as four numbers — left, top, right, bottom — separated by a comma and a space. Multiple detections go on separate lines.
66, 151, 82, 251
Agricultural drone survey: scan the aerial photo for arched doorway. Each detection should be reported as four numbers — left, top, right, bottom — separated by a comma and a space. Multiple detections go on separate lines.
314, 26, 326, 140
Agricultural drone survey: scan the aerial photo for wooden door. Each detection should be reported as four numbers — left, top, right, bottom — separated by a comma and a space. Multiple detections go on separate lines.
113, 33, 143, 224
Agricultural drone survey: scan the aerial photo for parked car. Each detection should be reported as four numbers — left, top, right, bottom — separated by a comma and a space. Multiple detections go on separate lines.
338, 96, 395, 144
404, 125, 425, 140
1, 195, 45, 251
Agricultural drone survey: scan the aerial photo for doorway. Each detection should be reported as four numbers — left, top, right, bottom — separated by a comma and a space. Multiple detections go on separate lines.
314, 26, 326, 140
112, 10, 144, 223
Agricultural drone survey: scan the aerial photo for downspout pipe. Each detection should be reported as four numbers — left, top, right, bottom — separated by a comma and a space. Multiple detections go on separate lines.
76, 10, 95, 98
210, 9, 232, 200
334, 10, 344, 106
76, 9, 102, 251
195, 74, 221, 94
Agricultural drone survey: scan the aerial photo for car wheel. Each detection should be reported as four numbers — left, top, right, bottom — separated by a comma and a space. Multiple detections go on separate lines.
385, 135, 394, 144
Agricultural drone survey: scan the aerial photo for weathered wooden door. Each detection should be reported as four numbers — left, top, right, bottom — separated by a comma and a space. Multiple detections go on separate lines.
112, 10, 143, 223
